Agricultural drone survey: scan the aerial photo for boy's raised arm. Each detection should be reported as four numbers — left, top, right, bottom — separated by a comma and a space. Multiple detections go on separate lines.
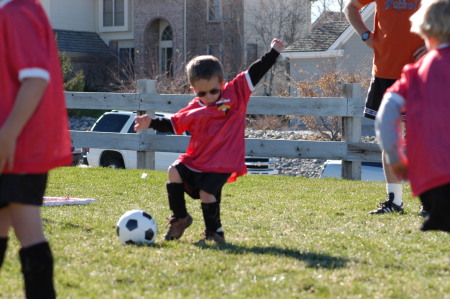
247, 39, 284, 87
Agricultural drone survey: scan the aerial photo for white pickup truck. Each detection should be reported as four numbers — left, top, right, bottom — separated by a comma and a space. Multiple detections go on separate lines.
86, 111, 278, 175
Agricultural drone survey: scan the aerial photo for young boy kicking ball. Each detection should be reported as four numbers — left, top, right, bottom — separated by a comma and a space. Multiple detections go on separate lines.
135, 39, 284, 243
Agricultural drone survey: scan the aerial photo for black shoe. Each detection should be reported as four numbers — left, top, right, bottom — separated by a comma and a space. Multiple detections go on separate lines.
369, 193, 404, 214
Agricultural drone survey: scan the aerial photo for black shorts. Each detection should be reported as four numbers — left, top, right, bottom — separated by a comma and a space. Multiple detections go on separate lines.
419, 183, 450, 233
364, 77, 396, 119
174, 163, 231, 199
0, 174, 48, 209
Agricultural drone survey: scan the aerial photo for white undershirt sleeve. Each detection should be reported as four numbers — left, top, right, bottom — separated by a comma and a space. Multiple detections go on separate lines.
19, 68, 50, 82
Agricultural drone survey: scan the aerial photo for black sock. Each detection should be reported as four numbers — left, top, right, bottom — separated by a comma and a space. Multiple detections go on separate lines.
216, 190, 222, 204
19, 241, 56, 299
166, 182, 188, 219
0, 237, 7, 269
201, 201, 222, 233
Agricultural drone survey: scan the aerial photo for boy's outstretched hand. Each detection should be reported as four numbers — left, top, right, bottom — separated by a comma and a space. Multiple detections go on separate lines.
271, 39, 284, 53
134, 115, 151, 131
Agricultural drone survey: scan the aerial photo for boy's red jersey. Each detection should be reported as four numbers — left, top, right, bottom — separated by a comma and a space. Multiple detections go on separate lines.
387, 46, 450, 196
0, 0, 72, 173
171, 72, 254, 182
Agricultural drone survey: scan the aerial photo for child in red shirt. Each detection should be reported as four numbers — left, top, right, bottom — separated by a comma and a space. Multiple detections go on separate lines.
375, 0, 450, 232
0, 0, 72, 297
135, 39, 284, 244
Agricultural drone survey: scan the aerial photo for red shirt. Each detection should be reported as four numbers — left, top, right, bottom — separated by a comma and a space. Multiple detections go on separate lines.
358, 0, 424, 79
0, 0, 72, 173
387, 46, 450, 196
171, 72, 253, 182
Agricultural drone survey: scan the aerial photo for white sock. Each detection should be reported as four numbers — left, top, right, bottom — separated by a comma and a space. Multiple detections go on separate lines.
387, 183, 403, 205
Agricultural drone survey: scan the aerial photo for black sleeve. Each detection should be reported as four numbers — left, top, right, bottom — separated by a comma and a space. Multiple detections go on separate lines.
149, 117, 175, 134
247, 48, 280, 87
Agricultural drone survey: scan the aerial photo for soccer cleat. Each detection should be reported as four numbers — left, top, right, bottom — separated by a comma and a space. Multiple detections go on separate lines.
418, 206, 429, 218
369, 193, 404, 214
200, 230, 226, 244
164, 214, 193, 241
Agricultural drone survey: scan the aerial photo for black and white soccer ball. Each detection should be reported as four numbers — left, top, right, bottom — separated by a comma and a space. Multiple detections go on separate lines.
116, 209, 158, 245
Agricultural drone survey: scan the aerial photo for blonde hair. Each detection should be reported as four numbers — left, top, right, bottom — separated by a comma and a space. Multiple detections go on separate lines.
410, 0, 450, 43
185, 55, 224, 86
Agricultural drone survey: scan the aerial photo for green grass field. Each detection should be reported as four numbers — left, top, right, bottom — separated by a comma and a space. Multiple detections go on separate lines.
1, 167, 449, 298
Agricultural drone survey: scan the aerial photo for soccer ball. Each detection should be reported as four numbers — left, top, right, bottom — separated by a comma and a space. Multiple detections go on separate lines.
116, 209, 158, 245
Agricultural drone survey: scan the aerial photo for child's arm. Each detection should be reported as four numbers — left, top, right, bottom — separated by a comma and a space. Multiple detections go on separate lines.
247, 39, 284, 87
134, 115, 175, 133
0, 78, 48, 173
375, 92, 408, 179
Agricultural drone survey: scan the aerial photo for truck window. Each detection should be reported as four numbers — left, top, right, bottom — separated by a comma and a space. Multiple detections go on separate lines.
128, 122, 136, 133
92, 114, 130, 133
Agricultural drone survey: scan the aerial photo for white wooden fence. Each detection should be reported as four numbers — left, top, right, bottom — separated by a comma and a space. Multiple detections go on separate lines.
68, 80, 381, 180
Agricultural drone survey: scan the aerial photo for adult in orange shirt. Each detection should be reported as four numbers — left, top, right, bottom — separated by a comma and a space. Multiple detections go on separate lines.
345, 0, 426, 214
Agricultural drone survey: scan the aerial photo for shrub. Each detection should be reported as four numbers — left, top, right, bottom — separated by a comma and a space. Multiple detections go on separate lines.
287, 68, 370, 141
246, 115, 289, 130
60, 51, 85, 92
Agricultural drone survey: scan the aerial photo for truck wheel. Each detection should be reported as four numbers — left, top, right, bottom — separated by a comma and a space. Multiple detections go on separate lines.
103, 158, 125, 169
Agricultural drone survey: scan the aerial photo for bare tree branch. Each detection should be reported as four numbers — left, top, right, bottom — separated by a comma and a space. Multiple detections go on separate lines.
247, 0, 310, 96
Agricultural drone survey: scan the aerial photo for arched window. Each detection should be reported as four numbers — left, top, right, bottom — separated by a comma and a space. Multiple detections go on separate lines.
161, 26, 172, 41
160, 24, 173, 76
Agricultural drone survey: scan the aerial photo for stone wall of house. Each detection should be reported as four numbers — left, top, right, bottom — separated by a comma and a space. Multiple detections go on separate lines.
134, 0, 244, 80
134, 0, 185, 78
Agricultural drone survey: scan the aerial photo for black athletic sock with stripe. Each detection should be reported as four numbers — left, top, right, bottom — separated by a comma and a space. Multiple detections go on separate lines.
166, 182, 188, 219
0, 237, 7, 269
19, 241, 56, 299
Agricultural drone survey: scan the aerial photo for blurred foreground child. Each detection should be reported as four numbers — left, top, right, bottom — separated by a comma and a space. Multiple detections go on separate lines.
376, 0, 450, 232
0, 0, 72, 297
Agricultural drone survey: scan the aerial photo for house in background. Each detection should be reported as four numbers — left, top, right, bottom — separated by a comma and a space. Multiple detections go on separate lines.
133, 0, 311, 93
242, 0, 311, 67
54, 29, 113, 91
283, 3, 375, 96
312, 10, 347, 28
41, 0, 135, 91
133, 0, 246, 80
41, 0, 312, 91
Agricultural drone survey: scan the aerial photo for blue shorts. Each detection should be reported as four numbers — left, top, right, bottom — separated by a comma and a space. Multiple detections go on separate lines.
0, 174, 48, 209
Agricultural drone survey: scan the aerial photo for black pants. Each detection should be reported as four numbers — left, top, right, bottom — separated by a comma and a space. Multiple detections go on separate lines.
420, 183, 450, 232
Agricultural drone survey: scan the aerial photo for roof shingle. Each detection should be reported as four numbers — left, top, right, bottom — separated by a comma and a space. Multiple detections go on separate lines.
285, 20, 349, 52
54, 29, 111, 56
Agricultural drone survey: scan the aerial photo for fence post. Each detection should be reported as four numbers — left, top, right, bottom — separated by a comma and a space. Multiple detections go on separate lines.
342, 83, 362, 180
136, 80, 156, 170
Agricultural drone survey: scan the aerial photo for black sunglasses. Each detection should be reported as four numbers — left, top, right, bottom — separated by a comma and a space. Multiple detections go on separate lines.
196, 88, 221, 97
